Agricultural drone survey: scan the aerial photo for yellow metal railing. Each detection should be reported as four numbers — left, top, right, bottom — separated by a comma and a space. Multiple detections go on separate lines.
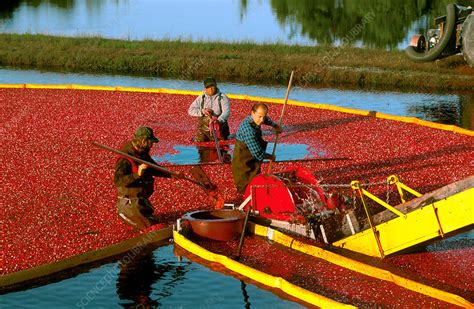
350, 175, 423, 258
385, 175, 445, 236
338, 175, 473, 258
351, 179, 407, 218
387, 175, 422, 203
251, 223, 473, 308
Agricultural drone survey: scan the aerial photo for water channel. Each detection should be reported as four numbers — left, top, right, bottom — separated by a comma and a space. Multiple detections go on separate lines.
1, 67, 472, 129
1, 245, 304, 308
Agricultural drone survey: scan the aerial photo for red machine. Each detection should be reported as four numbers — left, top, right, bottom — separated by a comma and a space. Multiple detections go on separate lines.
243, 166, 329, 220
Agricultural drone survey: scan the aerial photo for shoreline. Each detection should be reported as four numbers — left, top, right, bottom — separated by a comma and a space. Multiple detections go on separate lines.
1, 34, 473, 91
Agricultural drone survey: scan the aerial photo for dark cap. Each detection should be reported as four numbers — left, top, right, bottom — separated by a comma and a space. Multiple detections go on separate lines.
203, 77, 216, 88
134, 127, 159, 143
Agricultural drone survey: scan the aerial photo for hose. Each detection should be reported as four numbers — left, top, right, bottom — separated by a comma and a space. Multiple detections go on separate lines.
405, 4, 457, 62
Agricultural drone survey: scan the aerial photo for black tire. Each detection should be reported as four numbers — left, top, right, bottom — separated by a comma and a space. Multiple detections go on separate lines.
405, 4, 457, 62
461, 14, 474, 66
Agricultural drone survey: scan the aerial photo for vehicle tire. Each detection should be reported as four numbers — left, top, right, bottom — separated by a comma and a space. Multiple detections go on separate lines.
461, 14, 474, 66
405, 4, 457, 62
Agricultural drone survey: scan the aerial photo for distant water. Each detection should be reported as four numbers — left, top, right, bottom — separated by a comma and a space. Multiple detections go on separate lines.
1, 67, 472, 129
0, 0, 472, 49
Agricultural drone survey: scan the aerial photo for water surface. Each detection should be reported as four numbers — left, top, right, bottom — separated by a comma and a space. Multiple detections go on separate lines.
1, 245, 303, 308
1, 67, 472, 129
1, 0, 472, 49
154, 143, 314, 165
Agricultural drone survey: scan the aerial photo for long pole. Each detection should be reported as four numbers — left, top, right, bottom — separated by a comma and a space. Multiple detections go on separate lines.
267, 70, 294, 174
160, 156, 350, 167
92, 141, 207, 188
236, 205, 251, 260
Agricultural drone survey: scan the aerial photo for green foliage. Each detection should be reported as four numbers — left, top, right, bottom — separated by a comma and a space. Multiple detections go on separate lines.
218, 54, 241, 60
0, 33, 472, 91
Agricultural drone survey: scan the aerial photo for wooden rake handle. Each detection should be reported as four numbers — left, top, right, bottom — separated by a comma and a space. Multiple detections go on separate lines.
267, 70, 295, 174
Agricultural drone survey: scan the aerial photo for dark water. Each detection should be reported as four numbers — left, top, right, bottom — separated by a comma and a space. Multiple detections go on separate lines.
1, 67, 472, 129
0, 0, 472, 49
0, 245, 303, 308
2, 232, 471, 308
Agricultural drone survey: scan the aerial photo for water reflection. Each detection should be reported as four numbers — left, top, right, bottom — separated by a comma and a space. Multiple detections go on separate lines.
241, 280, 251, 309
0, 2, 21, 19
117, 247, 189, 308
407, 94, 473, 129
24, 0, 74, 9
460, 95, 474, 130
269, 0, 474, 48
0, 0, 100, 10
1, 0, 472, 48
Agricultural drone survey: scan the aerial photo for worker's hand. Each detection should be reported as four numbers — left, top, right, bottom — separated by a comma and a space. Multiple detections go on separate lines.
138, 164, 148, 177
203, 108, 213, 117
211, 116, 219, 123
274, 124, 282, 134
171, 171, 185, 179
265, 153, 276, 161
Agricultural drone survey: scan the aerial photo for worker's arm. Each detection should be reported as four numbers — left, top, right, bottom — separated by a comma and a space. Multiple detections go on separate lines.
217, 94, 230, 123
114, 158, 140, 187
188, 95, 205, 117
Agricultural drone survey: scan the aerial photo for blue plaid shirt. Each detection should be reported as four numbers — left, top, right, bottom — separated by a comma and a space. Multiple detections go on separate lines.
236, 115, 277, 161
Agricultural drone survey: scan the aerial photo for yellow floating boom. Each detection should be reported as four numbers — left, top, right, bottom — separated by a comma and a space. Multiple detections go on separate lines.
174, 223, 472, 308
173, 230, 352, 308
250, 223, 473, 308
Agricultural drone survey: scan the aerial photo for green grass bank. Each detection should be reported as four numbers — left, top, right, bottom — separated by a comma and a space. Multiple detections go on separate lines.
1, 34, 473, 91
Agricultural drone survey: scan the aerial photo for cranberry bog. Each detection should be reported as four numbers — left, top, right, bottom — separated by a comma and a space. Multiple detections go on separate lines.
1, 85, 473, 304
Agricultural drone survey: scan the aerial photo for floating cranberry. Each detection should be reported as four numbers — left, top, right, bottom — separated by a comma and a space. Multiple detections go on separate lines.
1, 88, 472, 302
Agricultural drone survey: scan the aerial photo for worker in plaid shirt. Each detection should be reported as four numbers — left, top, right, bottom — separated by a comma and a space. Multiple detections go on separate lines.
232, 103, 282, 194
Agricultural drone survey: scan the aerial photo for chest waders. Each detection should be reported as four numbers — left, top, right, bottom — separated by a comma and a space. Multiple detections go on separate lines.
196, 94, 230, 142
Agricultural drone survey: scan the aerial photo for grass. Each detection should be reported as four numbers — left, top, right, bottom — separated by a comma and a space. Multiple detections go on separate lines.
0, 33, 473, 91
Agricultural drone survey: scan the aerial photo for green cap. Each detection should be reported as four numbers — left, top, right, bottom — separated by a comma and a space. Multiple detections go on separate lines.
203, 77, 216, 88
134, 127, 159, 143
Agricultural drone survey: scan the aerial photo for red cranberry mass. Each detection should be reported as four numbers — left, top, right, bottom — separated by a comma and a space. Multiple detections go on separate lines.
1, 88, 472, 301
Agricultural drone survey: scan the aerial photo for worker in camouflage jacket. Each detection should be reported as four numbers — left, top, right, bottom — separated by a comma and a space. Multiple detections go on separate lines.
114, 127, 183, 229
232, 103, 282, 194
